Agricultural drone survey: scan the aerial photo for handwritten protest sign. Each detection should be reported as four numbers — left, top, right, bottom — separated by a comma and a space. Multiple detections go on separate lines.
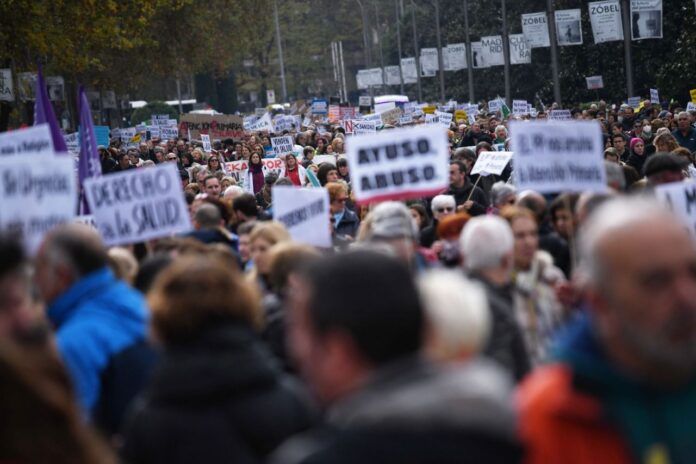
179, 114, 244, 140
0, 124, 54, 156
273, 186, 331, 247
470, 151, 514, 176
84, 163, 191, 246
352, 120, 378, 135
224, 160, 249, 188
0, 155, 76, 253
201, 134, 212, 152
346, 125, 449, 204
510, 120, 606, 193
271, 135, 294, 157
549, 109, 572, 120
655, 182, 696, 239
435, 111, 453, 128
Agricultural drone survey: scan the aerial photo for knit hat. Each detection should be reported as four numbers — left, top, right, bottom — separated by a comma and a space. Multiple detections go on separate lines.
629, 137, 643, 151
367, 202, 417, 241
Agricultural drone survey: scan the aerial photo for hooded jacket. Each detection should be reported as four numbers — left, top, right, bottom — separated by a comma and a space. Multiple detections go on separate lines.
121, 324, 315, 464
47, 267, 148, 414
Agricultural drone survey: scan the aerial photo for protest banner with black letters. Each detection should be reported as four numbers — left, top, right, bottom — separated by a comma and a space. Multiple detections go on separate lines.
273, 186, 331, 247
0, 154, 76, 253
0, 124, 54, 156
271, 135, 294, 157
84, 163, 191, 246
511, 120, 606, 193
346, 125, 449, 204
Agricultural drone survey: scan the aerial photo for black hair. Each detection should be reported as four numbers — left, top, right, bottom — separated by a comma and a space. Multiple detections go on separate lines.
134, 253, 173, 294
0, 234, 25, 279
300, 250, 423, 365
450, 160, 468, 175
232, 193, 259, 218
317, 163, 337, 186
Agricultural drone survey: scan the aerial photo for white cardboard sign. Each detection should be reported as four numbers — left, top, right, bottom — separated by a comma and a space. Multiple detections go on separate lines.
470, 151, 514, 177
346, 125, 449, 204
201, 134, 212, 152
271, 135, 294, 157
0, 124, 54, 157
655, 181, 696, 239
84, 163, 192, 246
0, 154, 77, 253
273, 186, 331, 247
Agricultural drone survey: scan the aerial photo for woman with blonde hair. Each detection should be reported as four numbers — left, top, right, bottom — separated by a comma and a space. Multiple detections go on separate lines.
653, 132, 679, 152
121, 254, 313, 464
247, 222, 291, 293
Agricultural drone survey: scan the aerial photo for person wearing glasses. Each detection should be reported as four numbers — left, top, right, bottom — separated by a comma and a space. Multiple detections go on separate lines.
327, 182, 359, 241
420, 195, 456, 248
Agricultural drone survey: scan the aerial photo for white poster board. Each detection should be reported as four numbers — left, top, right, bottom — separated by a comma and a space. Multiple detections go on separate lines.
650, 88, 660, 104
352, 120, 378, 135
0, 155, 77, 253
586, 75, 605, 90
510, 120, 606, 193
0, 124, 54, 156
273, 186, 331, 247
271, 135, 294, 157
201, 134, 212, 152
346, 125, 449, 204
513, 100, 529, 115
589, 1, 624, 43
655, 181, 696, 239
470, 151, 514, 176
509, 34, 532, 64
84, 163, 192, 246
631, 0, 663, 40
444, 43, 467, 71
521, 12, 551, 48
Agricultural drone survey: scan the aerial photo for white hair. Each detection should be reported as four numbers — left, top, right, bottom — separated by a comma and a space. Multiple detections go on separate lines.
418, 269, 490, 361
578, 196, 684, 286
459, 215, 514, 271
223, 185, 245, 200
430, 195, 456, 214
495, 125, 508, 136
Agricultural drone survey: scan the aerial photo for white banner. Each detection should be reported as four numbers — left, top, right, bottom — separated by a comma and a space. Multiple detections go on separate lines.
586, 75, 605, 89
84, 163, 192, 246
631, 0, 663, 40
346, 125, 449, 204
509, 34, 532, 65
0, 124, 54, 156
470, 42, 488, 69
513, 100, 529, 115
420, 48, 439, 73
511, 120, 606, 193
400, 57, 418, 84
655, 182, 696, 239
480, 36, 505, 67
273, 186, 331, 247
488, 99, 502, 114
0, 69, 13, 101
444, 43, 467, 71
470, 151, 514, 176
247, 112, 273, 132
589, 1, 624, 43
555, 9, 584, 46
271, 135, 294, 157
521, 12, 551, 48
0, 155, 77, 253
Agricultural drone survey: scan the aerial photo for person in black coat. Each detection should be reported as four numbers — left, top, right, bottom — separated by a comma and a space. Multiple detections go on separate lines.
327, 182, 360, 239
446, 160, 489, 216
120, 255, 315, 464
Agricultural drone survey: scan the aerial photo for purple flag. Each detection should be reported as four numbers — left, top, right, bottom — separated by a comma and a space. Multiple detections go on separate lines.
33, 65, 68, 153
78, 85, 102, 214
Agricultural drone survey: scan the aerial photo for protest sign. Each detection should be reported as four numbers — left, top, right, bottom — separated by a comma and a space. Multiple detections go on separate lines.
691, 89, 696, 103
513, 100, 529, 115
247, 112, 273, 132
470, 151, 514, 176
273, 186, 331, 247
160, 126, 179, 140
589, 1, 624, 43
346, 125, 449, 204
84, 163, 192, 246
420, 48, 439, 73
359, 96, 372, 107
179, 114, 244, 140
627, 96, 641, 108
63, 132, 79, 155
555, 9, 583, 46
586, 75, 605, 89
444, 43, 467, 71
271, 135, 294, 157
0, 69, 13, 101
686, 102, 696, 112
352, 120, 378, 135
521, 12, 551, 48
328, 105, 341, 122
339, 107, 357, 121
454, 109, 468, 122
435, 111, 453, 128
399, 115, 415, 126
650, 88, 660, 104
424, 114, 439, 125
400, 57, 418, 84
380, 107, 403, 126
201, 134, 212, 152
509, 34, 531, 64
510, 120, 606, 193
0, 155, 76, 253
313, 155, 337, 167
631, 0, 663, 40
488, 99, 502, 114
549, 109, 572, 120
480, 36, 504, 66
0, 124, 54, 156
343, 120, 354, 134
311, 98, 328, 114
266, 89, 276, 105
224, 160, 249, 188
118, 128, 136, 144
654, 182, 696, 239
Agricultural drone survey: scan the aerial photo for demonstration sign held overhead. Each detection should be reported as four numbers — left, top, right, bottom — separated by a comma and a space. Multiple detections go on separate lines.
510, 120, 606, 193
346, 125, 449, 204
0, 154, 76, 253
470, 151, 514, 177
273, 186, 331, 248
655, 182, 696, 239
84, 163, 191, 246
271, 135, 294, 157
0, 124, 54, 156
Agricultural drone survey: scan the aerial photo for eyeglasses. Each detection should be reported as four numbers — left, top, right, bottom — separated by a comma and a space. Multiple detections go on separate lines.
334, 197, 348, 203
167, 156, 177, 160
436, 207, 454, 213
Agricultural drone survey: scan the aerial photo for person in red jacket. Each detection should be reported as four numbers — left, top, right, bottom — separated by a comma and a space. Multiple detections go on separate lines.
517, 197, 696, 464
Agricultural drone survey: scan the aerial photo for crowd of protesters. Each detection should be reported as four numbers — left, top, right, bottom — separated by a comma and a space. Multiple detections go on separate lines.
1, 97, 696, 464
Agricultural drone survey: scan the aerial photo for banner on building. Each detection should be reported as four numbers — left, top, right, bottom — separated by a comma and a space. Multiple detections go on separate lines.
509, 34, 532, 65
589, 1, 624, 43
555, 9, 584, 46
521, 12, 551, 48
480, 36, 505, 67
631, 0, 663, 40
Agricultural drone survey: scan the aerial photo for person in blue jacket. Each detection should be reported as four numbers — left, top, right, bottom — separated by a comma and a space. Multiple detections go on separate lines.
34, 224, 149, 416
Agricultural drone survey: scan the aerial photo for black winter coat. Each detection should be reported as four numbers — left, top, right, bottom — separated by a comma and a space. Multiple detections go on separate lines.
120, 324, 315, 464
